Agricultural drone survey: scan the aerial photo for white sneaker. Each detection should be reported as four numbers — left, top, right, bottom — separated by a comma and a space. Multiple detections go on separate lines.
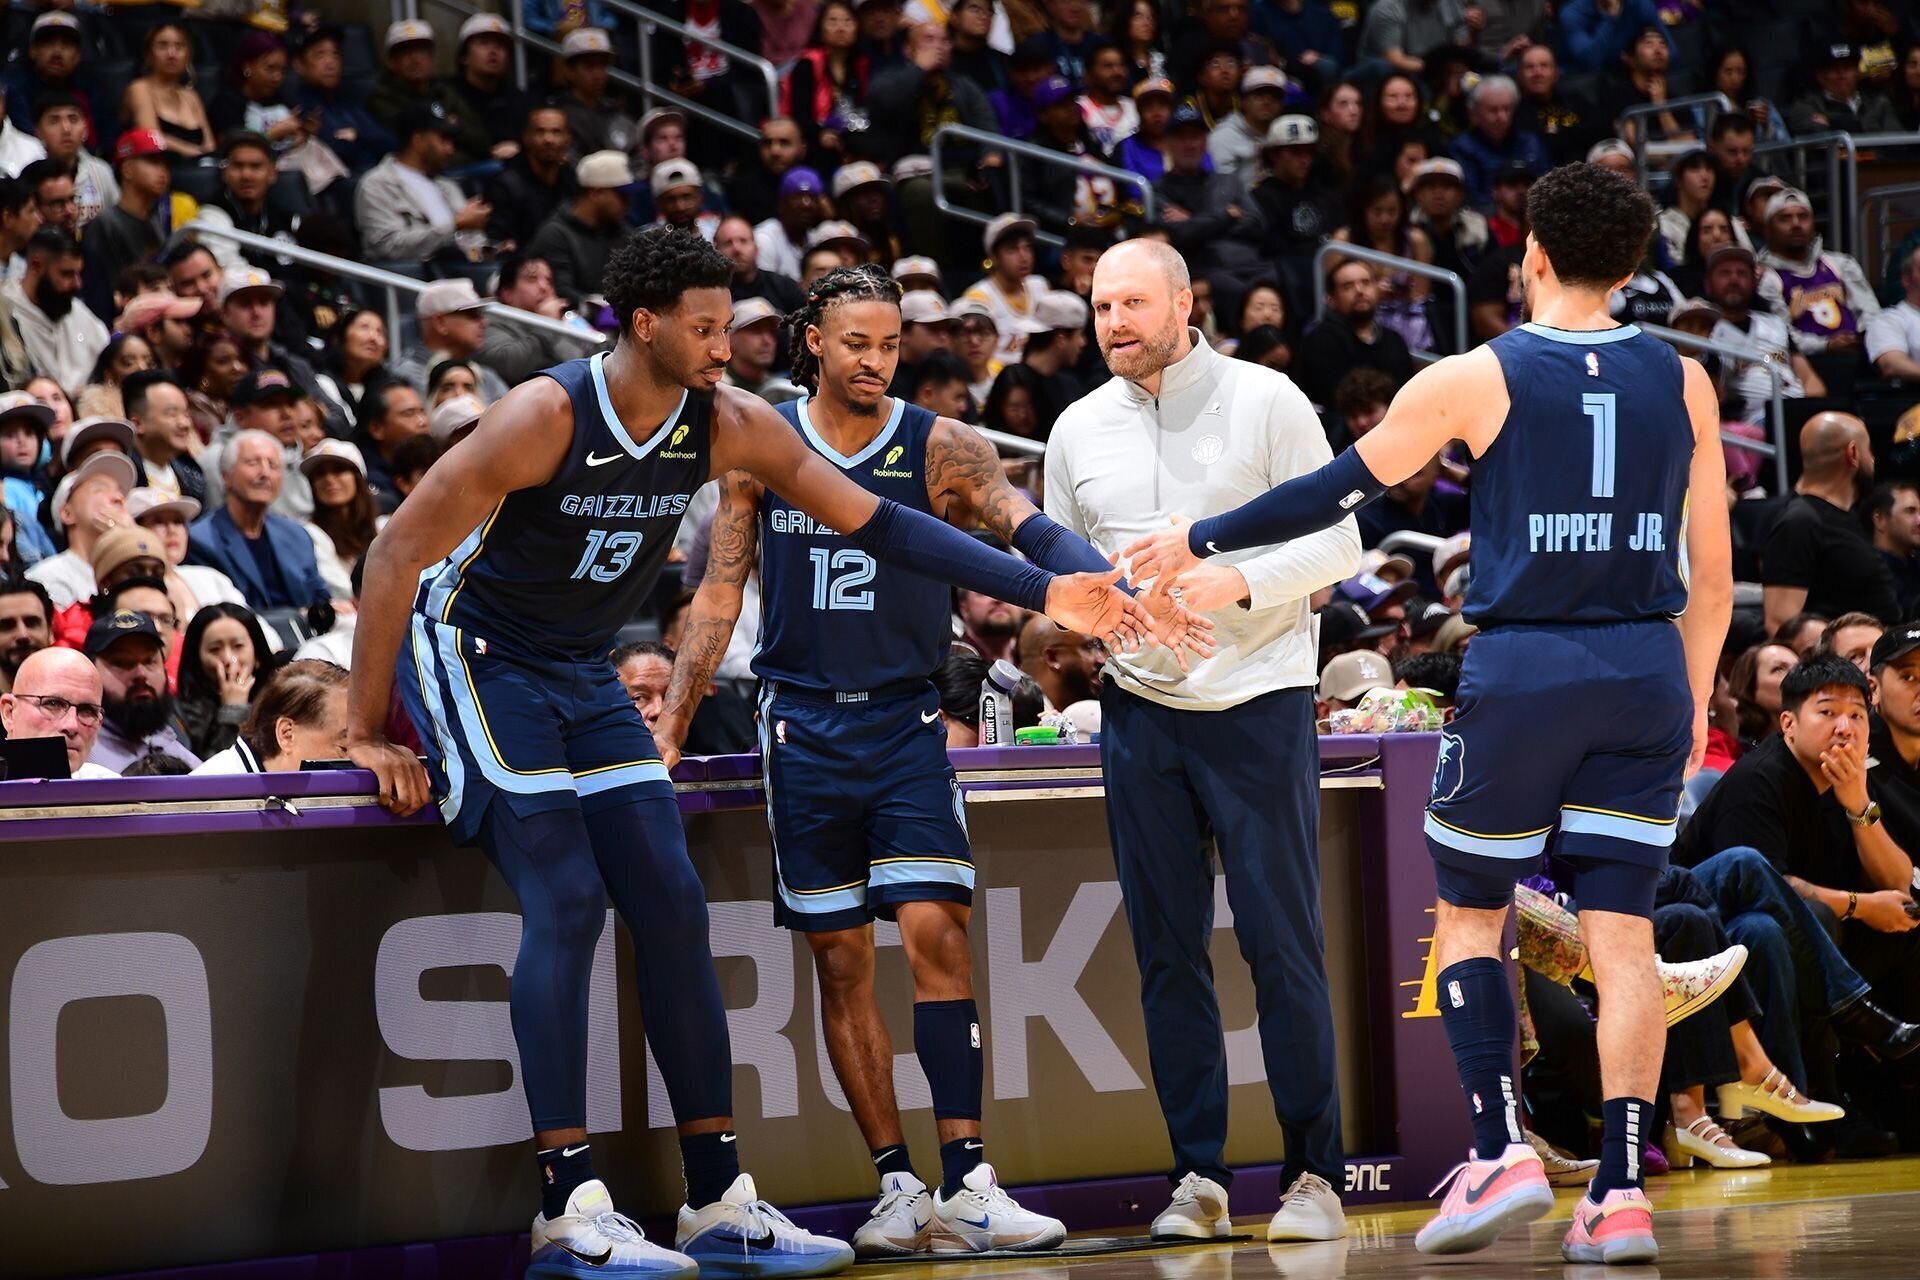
852, 1171, 933, 1257
1150, 1172, 1231, 1240
675, 1174, 855, 1278
1266, 1173, 1347, 1243
531, 1179, 700, 1278
930, 1162, 1067, 1252
1661, 944, 1747, 1027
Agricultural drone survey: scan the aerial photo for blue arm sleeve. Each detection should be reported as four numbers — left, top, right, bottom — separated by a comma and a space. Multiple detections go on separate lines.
1185, 445, 1388, 557
1010, 513, 1136, 597
850, 498, 1054, 613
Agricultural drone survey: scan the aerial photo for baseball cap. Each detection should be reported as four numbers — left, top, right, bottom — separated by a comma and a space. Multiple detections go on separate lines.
948, 298, 997, 324
1816, 42, 1858, 67
637, 108, 688, 147
1493, 159, 1536, 186
562, 27, 614, 58
1032, 76, 1076, 109
384, 19, 435, 51
892, 255, 941, 284
1407, 598, 1454, 639
0, 391, 54, 433
113, 130, 167, 166
983, 213, 1038, 254
219, 267, 283, 307
61, 416, 137, 468
1433, 613, 1478, 654
1432, 531, 1471, 583
115, 292, 202, 335
1337, 571, 1418, 615
84, 609, 165, 660
127, 487, 200, 525
1360, 547, 1416, 583
1404, 157, 1466, 194
30, 11, 81, 41
1706, 243, 1756, 272
230, 366, 303, 408
1169, 103, 1207, 132
1133, 77, 1176, 101
1242, 66, 1288, 96
458, 13, 511, 43
398, 102, 459, 139
417, 278, 487, 320
832, 161, 888, 199
899, 292, 952, 325
1036, 290, 1088, 331
1668, 297, 1721, 326
89, 525, 166, 581
650, 158, 703, 198
1317, 600, 1395, 646
428, 398, 484, 445
1586, 138, 1634, 165
1765, 188, 1813, 222
779, 167, 825, 199
1263, 114, 1318, 148
577, 150, 638, 190
892, 155, 934, 183
731, 296, 783, 329
1320, 649, 1395, 703
299, 438, 367, 479
52, 452, 138, 517
1873, 625, 1920, 669
807, 219, 867, 250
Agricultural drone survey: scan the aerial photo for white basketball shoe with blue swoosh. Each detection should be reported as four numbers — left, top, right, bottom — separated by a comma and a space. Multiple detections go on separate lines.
930, 1163, 1067, 1252
675, 1174, 854, 1278
530, 1179, 700, 1278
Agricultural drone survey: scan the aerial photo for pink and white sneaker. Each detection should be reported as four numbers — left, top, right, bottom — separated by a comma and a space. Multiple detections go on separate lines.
1413, 1143, 1555, 1255
1561, 1187, 1659, 1265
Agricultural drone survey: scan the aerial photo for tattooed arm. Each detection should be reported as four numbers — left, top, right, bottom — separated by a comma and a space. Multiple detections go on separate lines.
655, 469, 762, 769
924, 417, 1216, 667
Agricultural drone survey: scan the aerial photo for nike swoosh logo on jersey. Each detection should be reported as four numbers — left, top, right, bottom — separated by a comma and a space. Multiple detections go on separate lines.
921, 710, 940, 724
586, 451, 624, 467
552, 1240, 615, 1267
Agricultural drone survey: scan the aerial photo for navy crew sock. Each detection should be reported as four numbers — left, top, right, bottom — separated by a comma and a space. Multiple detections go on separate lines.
537, 1141, 595, 1221
1436, 958, 1524, 1160
1590, 1098, 1653, 1200
681, 1130, 742, 1208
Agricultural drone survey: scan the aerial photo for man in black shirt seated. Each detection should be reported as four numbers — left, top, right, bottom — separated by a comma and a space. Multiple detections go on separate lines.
1294, 259, 1413, 409
1676, 656, 1920, 1098
1762, 412, 1903, 633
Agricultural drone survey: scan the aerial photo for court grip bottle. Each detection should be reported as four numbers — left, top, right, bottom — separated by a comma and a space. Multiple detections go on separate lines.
978, 659, 1021, 746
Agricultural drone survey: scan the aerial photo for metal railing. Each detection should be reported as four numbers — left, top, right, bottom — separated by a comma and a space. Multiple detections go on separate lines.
421, 0, 762, 142
183, 220, 608, 359
1754, 131, 1859, 256
978, 426, 1042, 458
607, 0, 782, 126
1862, 180, 1920, 285
1642, 322, 1789, 493
1627, 93, 1733, 187
1311, 242, 1468, 359
928, 125, 1157, 249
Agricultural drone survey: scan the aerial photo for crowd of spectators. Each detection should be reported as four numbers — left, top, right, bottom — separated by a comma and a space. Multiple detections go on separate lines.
4, 0, 1920, 1181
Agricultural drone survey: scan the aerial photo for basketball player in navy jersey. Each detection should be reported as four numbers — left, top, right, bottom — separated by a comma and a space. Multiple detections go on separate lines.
1124, 164, 1735, 1265
653, 265, 1212, 1258
346, 229, 1169, 1280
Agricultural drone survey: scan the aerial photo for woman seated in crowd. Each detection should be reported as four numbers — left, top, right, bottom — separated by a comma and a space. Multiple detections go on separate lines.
77, 334, 158, 418
181, 333, 252, 444
785, 0, 868, 165
1672, 207, 1737, 298
210, 33, 305, 152
24, 378, 75, 462
193, 659, 348, 775
300, 441, 381, 601
315, 309, 390, 433
122, 22, 216, 165
1728, 642, 1799, 746
1656, 150, 1717, 271
982, 364, 1050, 441
176, 602, 275, 759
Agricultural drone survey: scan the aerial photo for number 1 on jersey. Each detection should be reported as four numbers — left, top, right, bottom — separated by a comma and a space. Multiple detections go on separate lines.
1584, 393, 1617, 500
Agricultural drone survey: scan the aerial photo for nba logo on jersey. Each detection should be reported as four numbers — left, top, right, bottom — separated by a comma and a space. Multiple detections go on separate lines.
776, 720, 788, 743
1586, 352, 1600, 377
474, 637, 488, 655
1448, 980, 1464, 1008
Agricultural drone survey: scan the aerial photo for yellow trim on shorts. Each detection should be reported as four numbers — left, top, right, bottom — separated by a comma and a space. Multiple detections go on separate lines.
439, 501, 504, 621
574, 758, 664, 777
1427, 812, 1556, 841
1561, 803, 1677, 826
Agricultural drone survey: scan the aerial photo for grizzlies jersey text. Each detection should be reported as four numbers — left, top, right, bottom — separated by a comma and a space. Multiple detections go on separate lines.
754, 397, 953, 691
1466, 324, 1693, 626
416, 352, 711, 660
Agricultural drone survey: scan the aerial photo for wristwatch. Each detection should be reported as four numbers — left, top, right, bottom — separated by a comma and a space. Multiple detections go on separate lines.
1847, 800, 1883, 828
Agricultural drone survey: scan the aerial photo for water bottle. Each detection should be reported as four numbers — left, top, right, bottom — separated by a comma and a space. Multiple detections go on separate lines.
978, 659, 1021, 746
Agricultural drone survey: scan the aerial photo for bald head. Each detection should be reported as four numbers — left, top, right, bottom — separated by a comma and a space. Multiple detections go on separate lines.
1018, 614, 1065, 675
4, 646, 104, 773
1097, 239, 1191, 295
1800, 411, 1869, 480
1092, 241, 1195, 386
15, 646, 99, 697
1016, 612, 1105, 706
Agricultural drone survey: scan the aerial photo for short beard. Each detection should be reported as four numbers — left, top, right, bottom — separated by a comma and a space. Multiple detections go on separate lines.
105, 689, 174, 740
1101, 315, 1184, 381
972, 611, 1020, 639
34, 278, 73, 321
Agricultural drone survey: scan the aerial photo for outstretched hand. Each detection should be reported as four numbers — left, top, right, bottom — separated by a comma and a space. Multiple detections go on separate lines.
1044, 567, 1151, 655
1123, 515, 1205, 591
1138, 583, 1218, 670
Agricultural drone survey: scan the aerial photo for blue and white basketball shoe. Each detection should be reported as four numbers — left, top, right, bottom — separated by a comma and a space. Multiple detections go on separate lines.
675, 1174, 855, 1278
530, 1179, 700, 1278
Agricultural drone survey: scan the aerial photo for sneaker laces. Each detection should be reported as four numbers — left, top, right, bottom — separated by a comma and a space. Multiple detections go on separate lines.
1168, 1172, 1210, 1206
870, 1186, 917, 1219
592, 1210, 650, 1245
1426, 1161, 1471, 1199
740, 1198, 803, 1240
1281, 1173, 1333, 1205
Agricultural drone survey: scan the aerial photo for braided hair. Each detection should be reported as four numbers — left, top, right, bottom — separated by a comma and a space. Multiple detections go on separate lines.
788, 264, 902, 394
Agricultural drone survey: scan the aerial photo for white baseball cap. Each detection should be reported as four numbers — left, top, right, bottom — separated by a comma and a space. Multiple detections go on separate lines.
1242, 66, 1289, 96
428, 397, 485, 445
1765, 187, 1814, 222
1036, 290, 1089, 330
562, 27, 614, 58
385, 19, 435, 51
1433, 531, 1471, 582
61, 416, 137, 468
417, 279, 487, 320
1320, 650, 1394, 702
731, 297, 782, 330
832, 161, 888, 199
807, 220, 867, 250
52, 451, 138, 515
458, 13, 511, 43
219, 266, 282, 306
650, 158, 703, 198
1264, 114, 1319, 148
299, 438, 368, 480
577, 150, 638, 190
899, 292, 952, 325
1403, 157, 1466, 194
983, 213, 1037, 254
892, 255, 941, 284
127, 486, 200, 525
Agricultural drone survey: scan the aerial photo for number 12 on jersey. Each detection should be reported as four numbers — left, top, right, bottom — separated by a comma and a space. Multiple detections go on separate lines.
1584, 393, 1617, 500
809, 548, 876, 611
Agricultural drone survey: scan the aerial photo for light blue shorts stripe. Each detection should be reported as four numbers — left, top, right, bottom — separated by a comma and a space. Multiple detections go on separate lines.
1424, 813, 1551, 860
409, 614, 466, 827
1559, 807, 1676, 848
434, 623, 574, 798
574, 760, 673, 797
870, 859, 975, 889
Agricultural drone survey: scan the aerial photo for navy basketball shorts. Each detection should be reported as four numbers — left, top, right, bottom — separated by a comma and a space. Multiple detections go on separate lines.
396, 615, 675, 845
758, 681, 973, 932
1425, 620, 1693, 919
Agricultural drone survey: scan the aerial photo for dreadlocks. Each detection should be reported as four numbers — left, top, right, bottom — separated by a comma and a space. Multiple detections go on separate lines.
788, 264, 903, 394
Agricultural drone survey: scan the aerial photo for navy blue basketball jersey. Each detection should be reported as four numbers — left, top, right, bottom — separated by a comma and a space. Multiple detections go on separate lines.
416, 352, 711, 660
753, 396, 952, 692
1466, 324, 1693, 626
